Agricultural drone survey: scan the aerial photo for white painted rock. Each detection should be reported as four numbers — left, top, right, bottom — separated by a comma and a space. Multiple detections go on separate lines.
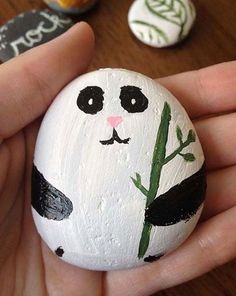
32, 68, 206, 271
128, 0, 196, 47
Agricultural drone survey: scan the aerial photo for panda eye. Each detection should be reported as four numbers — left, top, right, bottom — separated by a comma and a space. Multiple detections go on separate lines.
77, 86, 104, 114
119, 86, 148, 113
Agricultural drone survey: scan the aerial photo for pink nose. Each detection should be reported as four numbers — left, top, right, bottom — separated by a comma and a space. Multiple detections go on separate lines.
107, 116, 123, 128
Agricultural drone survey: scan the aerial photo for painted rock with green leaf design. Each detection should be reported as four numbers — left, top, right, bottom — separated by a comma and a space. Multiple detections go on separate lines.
128, 0, 196, 47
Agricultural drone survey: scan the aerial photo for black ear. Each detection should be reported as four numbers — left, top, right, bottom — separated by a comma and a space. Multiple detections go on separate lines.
31, 165, 73, 221
145, 164, 206, 226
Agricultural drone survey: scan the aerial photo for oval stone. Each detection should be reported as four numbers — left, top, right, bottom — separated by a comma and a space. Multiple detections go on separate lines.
128, 0, 196, 47
32, 68, 206, 270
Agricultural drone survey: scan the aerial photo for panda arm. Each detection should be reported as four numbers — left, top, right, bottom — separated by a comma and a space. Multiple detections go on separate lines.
145, 164, 206, 226
31, 165, 73, 221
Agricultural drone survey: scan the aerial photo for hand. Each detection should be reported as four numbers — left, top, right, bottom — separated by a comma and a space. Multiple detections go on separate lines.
106, 62, 236, 295
0, 22, 235, 295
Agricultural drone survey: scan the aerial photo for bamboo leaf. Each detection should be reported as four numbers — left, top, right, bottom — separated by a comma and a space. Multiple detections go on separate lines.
180, 153, 196, 162
176, 125, 183, 143
131, 176, 138, 187
164, 129, 196, 165
187, 129, 196, 143
131, 175, 149, 197
136, 173, 141, 184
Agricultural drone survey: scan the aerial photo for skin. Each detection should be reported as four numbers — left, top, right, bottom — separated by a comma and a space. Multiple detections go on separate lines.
0, 22, 235, 296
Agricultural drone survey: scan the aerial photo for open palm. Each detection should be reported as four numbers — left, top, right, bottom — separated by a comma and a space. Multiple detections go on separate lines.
0, 23, 235, 296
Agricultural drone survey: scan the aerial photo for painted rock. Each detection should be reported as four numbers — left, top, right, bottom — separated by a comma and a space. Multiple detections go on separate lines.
32, 68, 206, 270
44, 0, 98, 15
128, 0, 196, 48
0, 10, 73, 62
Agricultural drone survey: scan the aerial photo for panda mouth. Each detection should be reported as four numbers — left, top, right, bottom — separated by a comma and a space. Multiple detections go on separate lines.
100, 129, 130, 145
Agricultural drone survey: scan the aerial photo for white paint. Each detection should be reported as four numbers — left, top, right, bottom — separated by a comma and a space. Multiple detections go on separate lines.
0, 26, 7, 33
128, 0, 196, 48
33, 69, 205, 270
9, 12, 72, 56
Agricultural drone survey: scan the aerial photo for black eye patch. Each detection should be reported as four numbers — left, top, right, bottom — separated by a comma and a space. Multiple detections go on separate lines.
77, 86, 104, 114
119, 86, 148, 113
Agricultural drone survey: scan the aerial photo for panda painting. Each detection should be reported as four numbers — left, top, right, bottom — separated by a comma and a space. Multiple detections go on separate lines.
32, 68, 206, 270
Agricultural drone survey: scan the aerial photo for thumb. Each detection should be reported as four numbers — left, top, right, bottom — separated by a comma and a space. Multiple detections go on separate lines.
0, 22, 94, 141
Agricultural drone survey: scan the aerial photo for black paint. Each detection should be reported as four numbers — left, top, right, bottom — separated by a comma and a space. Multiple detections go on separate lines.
31, 164, 73, 220
77, 86, 104, 114
145, 164, 207, 226
0, 10, 73, 62
144, 253, 165, 262
55, 246, 64, 257
100, 129, 130, 145
119, 86, 148, 113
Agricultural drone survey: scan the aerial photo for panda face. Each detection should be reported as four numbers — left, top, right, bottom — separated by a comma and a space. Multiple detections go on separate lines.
72, 71, 154, 149
76, 84, 149, 145
32, 69, 206, 271
77, 85, 149, 115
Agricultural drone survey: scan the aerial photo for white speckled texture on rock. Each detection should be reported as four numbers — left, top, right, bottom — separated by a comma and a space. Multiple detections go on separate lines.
128, 0, 196, 48
32, 69, 206, 270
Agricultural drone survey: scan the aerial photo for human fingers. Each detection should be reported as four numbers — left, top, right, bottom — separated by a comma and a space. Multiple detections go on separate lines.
105, 206, 236, 296
158, 61, 236, 119
194, 112, 236, 170
201, 165, 236, 221
41, 242, 103, 296
0, 22, 94, 141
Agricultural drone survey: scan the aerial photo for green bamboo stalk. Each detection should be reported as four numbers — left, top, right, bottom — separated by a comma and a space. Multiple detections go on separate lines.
138, 102, 171, 258
132, 102, 196, 259
146, 102, 171, 207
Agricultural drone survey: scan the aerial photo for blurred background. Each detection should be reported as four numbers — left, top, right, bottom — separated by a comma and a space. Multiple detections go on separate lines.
0, 0, 236, 295
0, 0, 235, 76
